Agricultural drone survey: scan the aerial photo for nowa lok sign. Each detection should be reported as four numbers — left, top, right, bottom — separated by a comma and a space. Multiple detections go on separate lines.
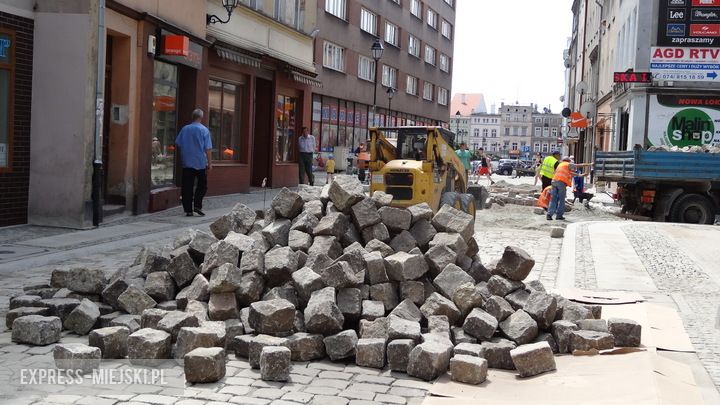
650, 46, 720, 81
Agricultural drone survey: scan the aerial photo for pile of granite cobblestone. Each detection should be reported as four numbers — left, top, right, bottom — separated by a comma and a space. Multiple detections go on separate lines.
6, 175, 640, 385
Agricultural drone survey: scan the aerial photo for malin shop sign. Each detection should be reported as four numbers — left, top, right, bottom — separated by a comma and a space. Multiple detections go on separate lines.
648, 94, 720, 147
650, 46, 720, 81
658, 0, 720, 47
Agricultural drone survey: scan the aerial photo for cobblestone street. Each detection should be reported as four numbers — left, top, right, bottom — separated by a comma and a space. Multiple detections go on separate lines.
1, 188, 720, 404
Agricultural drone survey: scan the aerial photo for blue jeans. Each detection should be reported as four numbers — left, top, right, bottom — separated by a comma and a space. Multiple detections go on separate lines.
548, 181, 567, 217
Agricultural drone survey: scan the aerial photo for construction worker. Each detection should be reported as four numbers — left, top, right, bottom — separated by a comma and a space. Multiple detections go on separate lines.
536, 185, 552, 211
547, 156, 593, 220
539, 150, 561, 190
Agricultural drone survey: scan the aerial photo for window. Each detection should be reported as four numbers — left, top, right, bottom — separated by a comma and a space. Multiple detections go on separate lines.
552, 128, 558, 137
423, 82, 434, 101
534, 143, 540, 151
385, 21, 400, 47
491, 129, 497, 137
325, 0, 346, 19
439, 53, 450, 72
511, 142, 518, 150
424, 45, 436, 65
151, 61, 178, 187
504, 128, 510, 136
474, 129, 480, 136
411, 0, 422, 19
535, 127, 541, 136
441, 20, 452, 39
208, 78, 244, 162
241, 0, 261, 10
543, 127, 549, 137
382, 65, 397, 88
522, 127, 527, 136
0, 32, 12, 170
276, 95, 298, 162
406, 75, 418, 95
482, 129, 488, 137
438, 87, 448, 105
427, 9, 437, 29
542, 143, 549, 153
357, 55, 375, 82
360, 8, 377, 35
409, 36, 421, 57
275, 0, 303, 30
323, 41, 345, 72
512, 127, 519, 136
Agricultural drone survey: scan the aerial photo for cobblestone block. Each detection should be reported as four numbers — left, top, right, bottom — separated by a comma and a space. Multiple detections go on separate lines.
128, 328, 172, 365
356, 338, 386, 368
88, 326, 129, 359
63, 298, 101, 335
387, 339, 416, 372
463, 308, 498, 341
54, 343, 101, 374
184, 347, 226, 383
324, 330, 358, 361
407, 340, 453, 381
510, 341, 556, 377
569, 330, 615, 352
450, 354, 488, 385
11, 315, 62, 345
480, 338, 517, 370
260, 346, 291, 381
607, 318, 641, 347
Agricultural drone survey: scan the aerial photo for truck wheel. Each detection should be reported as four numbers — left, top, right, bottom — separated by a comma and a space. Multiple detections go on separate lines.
440, 192, 462, 211
669, 193, 715, 225
459, 193, 477, 218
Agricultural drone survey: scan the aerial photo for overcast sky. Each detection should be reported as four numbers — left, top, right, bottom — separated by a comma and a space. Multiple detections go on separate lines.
452, 0, 573, 113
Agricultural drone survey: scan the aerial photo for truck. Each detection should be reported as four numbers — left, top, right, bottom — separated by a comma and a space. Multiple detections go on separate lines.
367, 126, 484, 216
594, 149, 720, 224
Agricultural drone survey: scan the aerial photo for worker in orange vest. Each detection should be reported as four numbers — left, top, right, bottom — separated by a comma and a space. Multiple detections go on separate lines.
537, 185, 552, 211
547, 156, 593, 220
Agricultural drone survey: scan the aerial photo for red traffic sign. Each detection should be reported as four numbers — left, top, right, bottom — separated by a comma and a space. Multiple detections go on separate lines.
614, 72, 652, 83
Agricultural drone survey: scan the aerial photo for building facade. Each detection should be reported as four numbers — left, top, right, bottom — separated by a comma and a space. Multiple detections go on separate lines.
0, 2, 33, 227
498, 103, 533, 158
469, 113, 500, 153
531, 111, 563, 155
312, 0, 455, 159
564, 0, 720, 162
0, 0, 320, 229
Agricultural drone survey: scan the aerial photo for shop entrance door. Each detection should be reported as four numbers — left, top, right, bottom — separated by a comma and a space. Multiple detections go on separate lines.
252, 78, 272, 187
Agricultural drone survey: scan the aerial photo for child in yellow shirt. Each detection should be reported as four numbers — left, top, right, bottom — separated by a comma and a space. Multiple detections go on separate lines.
325, 155, 336, 184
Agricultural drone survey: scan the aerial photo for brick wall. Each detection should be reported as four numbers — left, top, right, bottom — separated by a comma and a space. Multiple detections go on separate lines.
0, 11, 33, 227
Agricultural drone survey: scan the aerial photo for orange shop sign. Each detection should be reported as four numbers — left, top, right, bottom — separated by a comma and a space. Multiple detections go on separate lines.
569, 112, 588, 128
163, 35, 189, 57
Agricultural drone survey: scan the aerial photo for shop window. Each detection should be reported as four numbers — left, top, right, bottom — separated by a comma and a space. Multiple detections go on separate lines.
0, 32, 12, 170
151, 61, 178, 188
209, 78, 244, 161
276, 94, 298, 162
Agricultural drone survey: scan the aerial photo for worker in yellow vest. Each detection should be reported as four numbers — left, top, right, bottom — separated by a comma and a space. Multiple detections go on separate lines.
539, 151, 562, 190
547, 156, 593, 220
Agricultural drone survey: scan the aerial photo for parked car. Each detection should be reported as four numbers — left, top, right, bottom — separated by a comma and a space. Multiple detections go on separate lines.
497, 159, 534, 176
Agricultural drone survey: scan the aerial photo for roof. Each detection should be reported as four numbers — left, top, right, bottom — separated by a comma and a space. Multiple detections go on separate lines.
450, 93, 487, 116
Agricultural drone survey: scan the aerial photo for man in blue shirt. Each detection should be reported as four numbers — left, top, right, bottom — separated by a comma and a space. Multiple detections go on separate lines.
175, 108, 213, 216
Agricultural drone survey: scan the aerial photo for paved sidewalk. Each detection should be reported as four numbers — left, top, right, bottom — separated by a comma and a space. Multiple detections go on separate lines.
557, 221, 720, 403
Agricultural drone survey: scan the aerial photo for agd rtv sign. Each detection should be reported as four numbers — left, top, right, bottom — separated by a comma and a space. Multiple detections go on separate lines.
648, 95, 720, 147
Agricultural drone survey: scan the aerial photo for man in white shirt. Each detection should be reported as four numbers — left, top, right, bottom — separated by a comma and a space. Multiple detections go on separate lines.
298, 126, 316, 185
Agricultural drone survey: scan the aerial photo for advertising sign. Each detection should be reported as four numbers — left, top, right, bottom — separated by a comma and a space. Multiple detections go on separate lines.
647, 95, 720, 147
658, 0, 720, 47
650, 46, 720, 81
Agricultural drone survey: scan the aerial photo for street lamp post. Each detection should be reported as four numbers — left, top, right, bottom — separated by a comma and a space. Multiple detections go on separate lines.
371, 39, 384, 125
387, 87, 396, 119
455, 111, 461, 143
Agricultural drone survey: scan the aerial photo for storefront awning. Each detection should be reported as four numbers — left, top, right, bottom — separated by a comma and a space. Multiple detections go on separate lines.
216, 46, 262, 69
291, 71, 323, 88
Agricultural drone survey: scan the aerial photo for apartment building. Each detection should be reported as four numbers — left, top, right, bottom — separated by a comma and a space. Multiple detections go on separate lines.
312, 0, 456, 154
